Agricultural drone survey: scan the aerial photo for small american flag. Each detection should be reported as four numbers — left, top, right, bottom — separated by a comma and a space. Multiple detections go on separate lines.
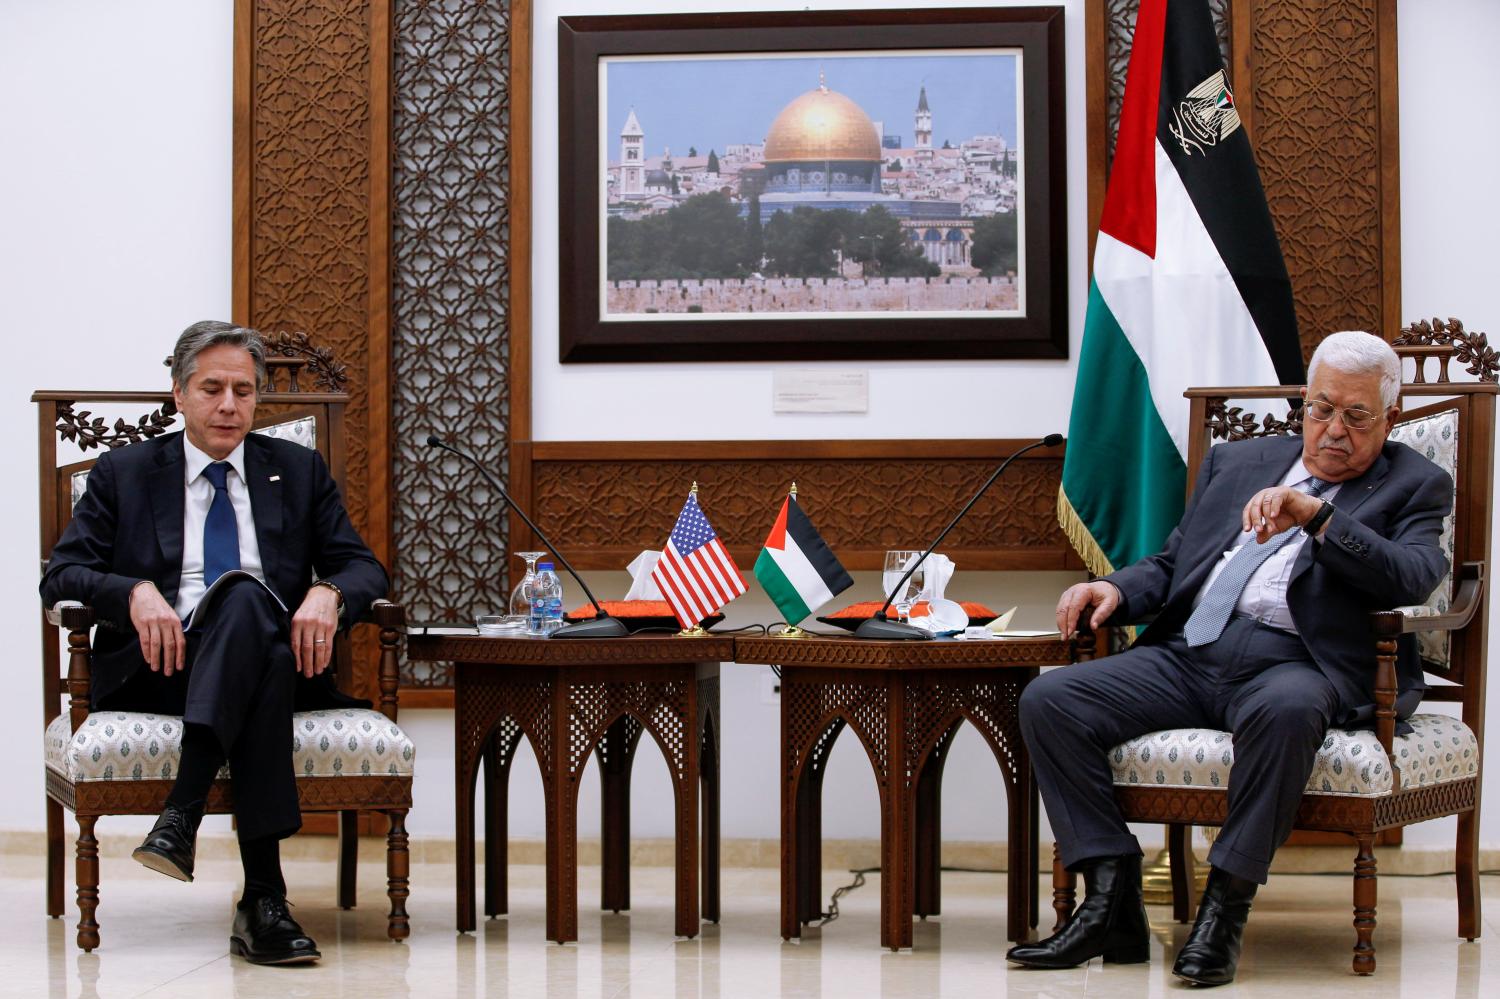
651, 491, 747, 628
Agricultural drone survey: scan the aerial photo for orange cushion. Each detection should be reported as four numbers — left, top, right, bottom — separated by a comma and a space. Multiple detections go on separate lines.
822, 599, 998, 620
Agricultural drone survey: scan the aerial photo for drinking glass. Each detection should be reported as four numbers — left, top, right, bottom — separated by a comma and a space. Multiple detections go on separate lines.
509, 551, 548, 624
883, 550, 922, 623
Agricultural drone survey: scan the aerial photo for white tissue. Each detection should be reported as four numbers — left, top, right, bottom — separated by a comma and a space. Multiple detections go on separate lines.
624, 550, 665, 600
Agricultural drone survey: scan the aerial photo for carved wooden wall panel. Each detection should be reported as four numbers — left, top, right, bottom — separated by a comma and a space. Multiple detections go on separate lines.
390, 0, 516, 690
234, 0, 392, 700
1245, 0, 1399, 353
1089, 0, 1400, 360
528, 442, 1081, 572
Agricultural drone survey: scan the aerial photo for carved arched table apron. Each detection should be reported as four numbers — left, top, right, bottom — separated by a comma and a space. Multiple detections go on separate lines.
735, 634, 1071, 951
406, 633, 729, 942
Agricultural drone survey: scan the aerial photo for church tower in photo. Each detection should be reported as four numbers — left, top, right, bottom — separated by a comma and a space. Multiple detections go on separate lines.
914, 86, 933, 155
620, 108, 645, 196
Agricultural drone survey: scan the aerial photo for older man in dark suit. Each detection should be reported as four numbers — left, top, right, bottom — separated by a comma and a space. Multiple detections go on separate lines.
1008, 332, 1451, 985
41, 321, 388, 965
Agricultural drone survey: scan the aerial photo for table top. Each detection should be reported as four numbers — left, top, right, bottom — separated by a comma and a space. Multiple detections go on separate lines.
733, 633, 1073, 670
406, 629, 1071, 671
406, 630, 737, 665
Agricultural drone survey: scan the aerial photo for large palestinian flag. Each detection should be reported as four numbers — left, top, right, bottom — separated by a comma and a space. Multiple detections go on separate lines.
1058, 0, 1304, 576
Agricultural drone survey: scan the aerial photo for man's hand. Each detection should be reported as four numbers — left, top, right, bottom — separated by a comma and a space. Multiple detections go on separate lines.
291, 585, 341, 678
130, 581, 184, 675
1241, 487, 1322, 543
1056, 580, 1122, 639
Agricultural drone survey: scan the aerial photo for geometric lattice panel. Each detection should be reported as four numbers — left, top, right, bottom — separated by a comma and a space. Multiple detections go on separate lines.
391, 0, 514, 688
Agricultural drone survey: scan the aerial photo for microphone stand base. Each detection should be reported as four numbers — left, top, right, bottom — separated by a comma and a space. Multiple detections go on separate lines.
550, 616, 631, 639
852, 617, 934, 641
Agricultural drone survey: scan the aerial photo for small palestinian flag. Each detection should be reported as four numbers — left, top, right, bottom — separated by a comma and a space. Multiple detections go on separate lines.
754, 490, 853, 625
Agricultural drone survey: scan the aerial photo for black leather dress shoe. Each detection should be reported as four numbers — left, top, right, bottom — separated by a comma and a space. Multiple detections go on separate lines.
131, 801, 204, 882
230, 895, 321, 965
1173, 868, 1258, 986
1006, 854, 1151, 968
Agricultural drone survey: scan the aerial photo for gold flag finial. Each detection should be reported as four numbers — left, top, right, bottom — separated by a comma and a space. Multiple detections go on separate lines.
690, 480, 699, 496
789, 481, 798, 499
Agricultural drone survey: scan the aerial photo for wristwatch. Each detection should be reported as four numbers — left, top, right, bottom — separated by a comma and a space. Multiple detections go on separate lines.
311, 579, 345, 607
1303, 499, 1335, 537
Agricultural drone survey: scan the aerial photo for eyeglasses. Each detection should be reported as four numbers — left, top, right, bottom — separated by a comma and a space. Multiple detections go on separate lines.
1303, 399, 1382, 432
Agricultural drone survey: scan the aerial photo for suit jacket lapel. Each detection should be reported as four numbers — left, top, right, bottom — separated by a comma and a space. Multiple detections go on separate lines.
245, 436, 283, 589
147, 435, 186, 605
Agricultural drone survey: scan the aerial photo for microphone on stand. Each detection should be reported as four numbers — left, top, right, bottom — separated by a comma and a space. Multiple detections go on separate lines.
426, 435, 629, 639
854, 433, 1066, 641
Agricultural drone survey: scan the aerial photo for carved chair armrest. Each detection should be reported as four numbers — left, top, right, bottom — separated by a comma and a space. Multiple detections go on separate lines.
372, 600, 407, 723
1396, 562, 1484, 634
46, 600, 94, 630
46, 601, 96, 734
1368, 561, 1485, 785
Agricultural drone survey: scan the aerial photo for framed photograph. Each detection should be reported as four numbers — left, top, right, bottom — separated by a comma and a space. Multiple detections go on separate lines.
558, 7, 1067, 363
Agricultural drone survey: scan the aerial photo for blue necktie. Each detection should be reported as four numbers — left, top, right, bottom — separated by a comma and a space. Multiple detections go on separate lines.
202, 461, 240, 587
1183, 478, 1332, 647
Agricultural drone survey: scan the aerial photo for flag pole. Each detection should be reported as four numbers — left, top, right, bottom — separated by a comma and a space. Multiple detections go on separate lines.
676, 480, 709, 637
773, 482, 810, 638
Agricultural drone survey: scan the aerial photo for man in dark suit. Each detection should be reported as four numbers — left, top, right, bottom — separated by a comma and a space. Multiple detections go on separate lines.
41, 321, 387, 965
1007, 332, 1451, 985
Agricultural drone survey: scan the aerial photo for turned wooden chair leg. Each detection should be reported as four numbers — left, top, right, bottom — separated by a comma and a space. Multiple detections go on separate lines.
386, 809, 410, 941
1457, 809, 1481, 941
1052, 842, 1076, 933
1352, 834, 1378, 975
338, 810, 359, 909
75, 815, 100, 952
46, 797, 65, 918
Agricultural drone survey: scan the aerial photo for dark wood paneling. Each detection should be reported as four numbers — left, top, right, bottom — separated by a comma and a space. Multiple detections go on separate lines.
528, 440, 1082, 572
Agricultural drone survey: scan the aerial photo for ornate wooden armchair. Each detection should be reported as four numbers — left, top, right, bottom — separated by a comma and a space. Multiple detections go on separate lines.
1055, 319, 1493, 974
35, 334, 414, 951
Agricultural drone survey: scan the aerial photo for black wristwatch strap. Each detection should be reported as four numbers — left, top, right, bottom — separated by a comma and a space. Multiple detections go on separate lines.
1303, 499, 1335, 537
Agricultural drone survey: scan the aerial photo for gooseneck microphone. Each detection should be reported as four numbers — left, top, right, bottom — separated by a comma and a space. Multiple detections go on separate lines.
854, 433, 1066, 641
426, 434, 628, 639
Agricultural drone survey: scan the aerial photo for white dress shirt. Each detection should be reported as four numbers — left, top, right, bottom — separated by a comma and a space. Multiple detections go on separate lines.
175, 436, 267, 619
1191, 458, 1342, 634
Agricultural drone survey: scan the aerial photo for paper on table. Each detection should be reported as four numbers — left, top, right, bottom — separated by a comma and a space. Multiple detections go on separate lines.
992, 629, 1063, 639
985, 606, 1019, 634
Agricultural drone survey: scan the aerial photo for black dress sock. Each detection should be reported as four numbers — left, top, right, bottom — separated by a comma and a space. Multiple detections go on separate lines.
239, 835, 287, 903
167, 722, 226, 810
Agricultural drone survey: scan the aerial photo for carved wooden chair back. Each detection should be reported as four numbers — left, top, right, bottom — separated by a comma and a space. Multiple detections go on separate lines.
37, 344, 351, 713
32, 332, 412, 952
1056, 318, 1495, 976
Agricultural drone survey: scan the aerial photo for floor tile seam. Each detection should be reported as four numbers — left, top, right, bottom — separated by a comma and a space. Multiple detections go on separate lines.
129, 952, 230, 999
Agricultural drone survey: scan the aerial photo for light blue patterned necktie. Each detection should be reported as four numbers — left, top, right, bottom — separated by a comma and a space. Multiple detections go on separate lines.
1183, 477, 1332, 647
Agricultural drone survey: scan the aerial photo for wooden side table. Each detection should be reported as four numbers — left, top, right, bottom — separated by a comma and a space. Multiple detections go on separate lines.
734, 634, 1072, 951
407, 633, 731, 942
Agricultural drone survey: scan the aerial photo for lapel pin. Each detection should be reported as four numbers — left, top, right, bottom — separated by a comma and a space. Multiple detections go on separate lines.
269, 475, 281, 482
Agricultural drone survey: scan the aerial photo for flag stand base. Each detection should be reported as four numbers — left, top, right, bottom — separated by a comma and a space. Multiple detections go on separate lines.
774, 625, 810, 639
674, 626, 708, 638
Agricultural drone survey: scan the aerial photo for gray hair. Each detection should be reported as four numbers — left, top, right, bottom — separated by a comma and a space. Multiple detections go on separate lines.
1307, 330, 1401, 410
171, 321, 267, 390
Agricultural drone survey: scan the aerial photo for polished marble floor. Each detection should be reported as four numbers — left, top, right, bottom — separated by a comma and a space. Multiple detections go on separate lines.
1, 848, 1496, 998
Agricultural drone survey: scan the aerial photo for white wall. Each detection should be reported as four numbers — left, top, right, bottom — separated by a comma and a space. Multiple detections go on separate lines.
2, 0, 1497, 860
